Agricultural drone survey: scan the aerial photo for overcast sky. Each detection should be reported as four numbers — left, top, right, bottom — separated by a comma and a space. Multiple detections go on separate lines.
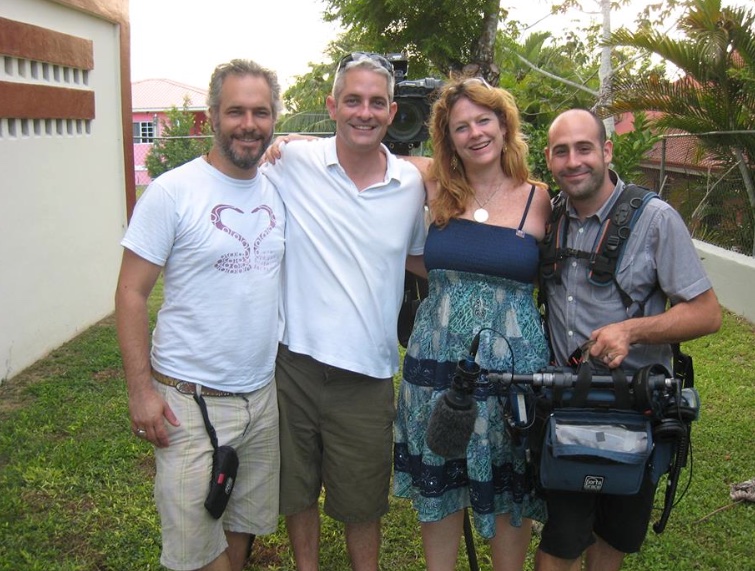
128, 0, 619, 90
129, 0, 340, 90
128, 0, 746, 91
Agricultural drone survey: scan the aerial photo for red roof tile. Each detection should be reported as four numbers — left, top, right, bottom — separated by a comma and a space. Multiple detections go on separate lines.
613, 112, 722, 172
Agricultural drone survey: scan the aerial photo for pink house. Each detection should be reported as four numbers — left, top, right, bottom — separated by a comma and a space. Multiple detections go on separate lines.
131, 78, 208, 186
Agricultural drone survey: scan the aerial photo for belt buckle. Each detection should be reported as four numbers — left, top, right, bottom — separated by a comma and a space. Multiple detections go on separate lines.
175, 381, 195, 395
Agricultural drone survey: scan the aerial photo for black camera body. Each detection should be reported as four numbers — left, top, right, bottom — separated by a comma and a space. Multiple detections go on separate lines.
383, 54, 443, 154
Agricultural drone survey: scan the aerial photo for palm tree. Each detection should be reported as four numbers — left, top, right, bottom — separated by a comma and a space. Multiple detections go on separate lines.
607, 0, 755, 255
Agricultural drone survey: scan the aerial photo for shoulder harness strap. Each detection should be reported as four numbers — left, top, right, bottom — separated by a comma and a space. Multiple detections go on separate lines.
539, 184, 660, 316
538, 191, 568, 284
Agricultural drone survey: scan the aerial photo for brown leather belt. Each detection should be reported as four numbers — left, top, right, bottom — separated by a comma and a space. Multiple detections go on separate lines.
152, 369, 237, 397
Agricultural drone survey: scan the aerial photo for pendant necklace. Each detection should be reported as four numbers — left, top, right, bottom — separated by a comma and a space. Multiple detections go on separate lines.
472, 182, 503, 223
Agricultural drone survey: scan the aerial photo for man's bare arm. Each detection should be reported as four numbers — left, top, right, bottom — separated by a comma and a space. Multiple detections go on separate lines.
589, 288, 722, 367
115, 249, 179, 447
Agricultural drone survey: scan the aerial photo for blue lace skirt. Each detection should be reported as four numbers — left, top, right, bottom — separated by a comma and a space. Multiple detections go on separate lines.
393, 270, 549, 538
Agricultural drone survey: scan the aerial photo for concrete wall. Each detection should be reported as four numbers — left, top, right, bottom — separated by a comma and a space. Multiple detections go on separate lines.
695, 240, 755, 324
0, 0, 130, 383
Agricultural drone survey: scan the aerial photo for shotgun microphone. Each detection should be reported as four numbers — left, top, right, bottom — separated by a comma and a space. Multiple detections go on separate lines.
425, 333, 481, 458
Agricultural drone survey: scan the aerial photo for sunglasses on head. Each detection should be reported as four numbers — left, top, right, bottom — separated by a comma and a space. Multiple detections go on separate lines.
336, 52, 394, 75
459, 76, 493, 89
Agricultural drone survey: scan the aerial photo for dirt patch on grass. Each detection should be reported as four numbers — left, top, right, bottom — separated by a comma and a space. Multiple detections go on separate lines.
0, 364, 63, 419
0, 314, 119, 419
249, 540, 287, 569
136, 452, 157, 478
92, 367, 124, 383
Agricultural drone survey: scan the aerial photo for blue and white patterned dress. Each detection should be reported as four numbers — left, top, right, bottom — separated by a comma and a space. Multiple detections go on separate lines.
394, 188, 549, 539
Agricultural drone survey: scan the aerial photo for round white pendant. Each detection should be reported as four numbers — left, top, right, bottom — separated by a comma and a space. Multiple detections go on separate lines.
473, 208, 489, 223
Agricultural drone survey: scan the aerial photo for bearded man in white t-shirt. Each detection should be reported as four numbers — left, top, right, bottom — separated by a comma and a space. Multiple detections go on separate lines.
115, 59, 285, 571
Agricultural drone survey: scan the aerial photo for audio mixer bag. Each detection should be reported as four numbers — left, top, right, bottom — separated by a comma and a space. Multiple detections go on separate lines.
539, 408, 653, 495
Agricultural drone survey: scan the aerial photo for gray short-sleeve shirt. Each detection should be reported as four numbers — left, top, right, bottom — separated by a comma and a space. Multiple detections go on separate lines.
544, 172, 713, 371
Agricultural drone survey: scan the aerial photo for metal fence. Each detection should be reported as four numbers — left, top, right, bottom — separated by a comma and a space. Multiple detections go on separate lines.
133, 135, 213, 190
634, 131, 754, 256
132, 132, 754, 256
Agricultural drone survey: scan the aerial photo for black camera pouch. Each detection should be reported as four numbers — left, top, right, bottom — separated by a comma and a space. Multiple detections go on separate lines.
398, 271, 428, 348
673, 345, 694, 388
193, 391, 237, 519
204, 445, 239, 519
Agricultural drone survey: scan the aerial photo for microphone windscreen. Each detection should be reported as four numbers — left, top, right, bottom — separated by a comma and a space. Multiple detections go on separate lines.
425, 392, 477, 458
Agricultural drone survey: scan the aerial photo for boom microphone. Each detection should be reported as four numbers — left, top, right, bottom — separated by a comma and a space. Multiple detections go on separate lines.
425, 333, 482, 458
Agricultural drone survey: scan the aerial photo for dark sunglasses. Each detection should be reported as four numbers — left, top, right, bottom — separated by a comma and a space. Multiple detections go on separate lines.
336, 52, 394, 75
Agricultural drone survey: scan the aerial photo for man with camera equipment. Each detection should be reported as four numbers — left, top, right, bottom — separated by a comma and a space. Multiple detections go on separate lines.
534, 108, 722, 571
115, 59, 284, 571
262, 52, 426, 571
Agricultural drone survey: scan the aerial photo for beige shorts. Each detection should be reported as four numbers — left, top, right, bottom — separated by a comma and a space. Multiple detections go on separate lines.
276, 344, 395, 523
152, 378, 279, 571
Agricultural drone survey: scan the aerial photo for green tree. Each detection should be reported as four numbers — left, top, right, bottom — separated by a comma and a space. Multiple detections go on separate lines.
323, 0, 504, 81
498, 0, 673, 136
609, 111, 663, 185
607, 0, 755, 254
281, 60, 337, 116
497, 30, 601, 129
145, 98, 212, 179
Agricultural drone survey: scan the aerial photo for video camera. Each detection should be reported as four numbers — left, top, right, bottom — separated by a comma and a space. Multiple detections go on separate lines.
383, 53, 443, 154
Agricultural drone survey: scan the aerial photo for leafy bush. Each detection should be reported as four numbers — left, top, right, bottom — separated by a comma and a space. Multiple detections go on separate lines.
610, 111, 661, 186
145, 98, 212, 179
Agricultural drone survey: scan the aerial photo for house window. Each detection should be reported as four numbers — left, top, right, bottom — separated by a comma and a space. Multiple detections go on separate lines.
133, 121, 155, 144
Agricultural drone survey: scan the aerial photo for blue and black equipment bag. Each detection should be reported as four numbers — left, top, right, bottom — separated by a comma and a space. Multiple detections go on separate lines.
539, 407, 654, 495
533, 361, 693, 504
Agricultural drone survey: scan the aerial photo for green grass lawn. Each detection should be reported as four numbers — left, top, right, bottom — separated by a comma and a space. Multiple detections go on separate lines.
0, 293, 753, 570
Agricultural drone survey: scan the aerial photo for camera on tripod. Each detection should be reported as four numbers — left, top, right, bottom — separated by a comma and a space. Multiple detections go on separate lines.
383, 53, 443, 154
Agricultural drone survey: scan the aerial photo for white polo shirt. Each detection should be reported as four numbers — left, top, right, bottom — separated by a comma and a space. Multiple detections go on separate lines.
262, 137, 426, 378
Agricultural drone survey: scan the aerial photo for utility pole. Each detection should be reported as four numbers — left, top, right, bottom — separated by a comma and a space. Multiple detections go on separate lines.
598, 0, 615, 137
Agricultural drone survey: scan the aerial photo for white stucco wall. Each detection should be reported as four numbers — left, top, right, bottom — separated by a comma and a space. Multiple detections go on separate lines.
694, 240, 755, 324
0, 0, 128, 382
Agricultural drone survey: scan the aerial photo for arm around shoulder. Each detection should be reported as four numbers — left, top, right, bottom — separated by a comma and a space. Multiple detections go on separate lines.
399, 155, 437, 205
261, 133, 319, 165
